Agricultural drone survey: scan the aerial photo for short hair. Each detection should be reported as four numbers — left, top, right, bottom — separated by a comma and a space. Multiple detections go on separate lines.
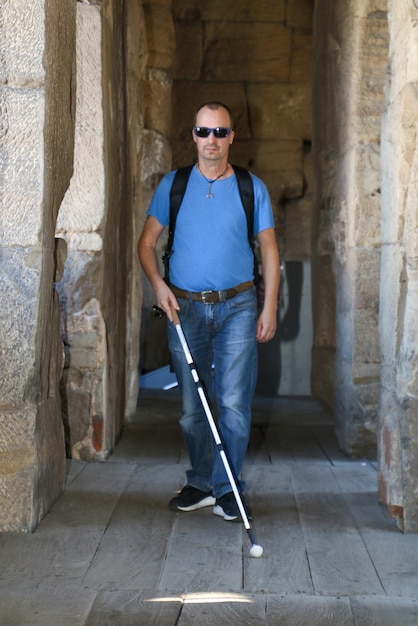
194, 101, 234, 128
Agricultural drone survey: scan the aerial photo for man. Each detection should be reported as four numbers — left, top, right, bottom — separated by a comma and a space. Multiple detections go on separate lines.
138, 102, 280, 521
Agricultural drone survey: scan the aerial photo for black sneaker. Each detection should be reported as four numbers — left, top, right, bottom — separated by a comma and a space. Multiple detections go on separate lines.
213, 492, 252, 522
169, 485, 215, 512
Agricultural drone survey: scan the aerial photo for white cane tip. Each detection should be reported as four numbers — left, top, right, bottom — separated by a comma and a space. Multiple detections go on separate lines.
250, 544, 263, 558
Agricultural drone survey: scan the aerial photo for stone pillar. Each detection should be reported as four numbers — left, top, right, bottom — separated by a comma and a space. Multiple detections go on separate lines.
123, 0, 149, 415
0, 0, 76, 530
379, 0, 418, 532
311, 0, 388, 455
56, 0, 142, 460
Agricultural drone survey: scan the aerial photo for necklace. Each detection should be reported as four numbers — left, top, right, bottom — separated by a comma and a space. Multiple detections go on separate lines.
197, 163, 229, 198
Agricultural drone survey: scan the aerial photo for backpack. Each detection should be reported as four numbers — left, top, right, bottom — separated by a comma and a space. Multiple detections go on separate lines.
162, 164, 259, 285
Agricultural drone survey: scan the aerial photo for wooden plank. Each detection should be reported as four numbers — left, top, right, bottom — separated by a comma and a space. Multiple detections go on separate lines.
251, 396, 332, 427
86, 590, 182, 626
0, 527, 105, 593
243, 464, 314, 595
158, 509, 243, 593
65, 458, 87, 486
262, 425, 294, 462
0, 587, 95, 626
309, 425, 355, 465
246, 425, 271, 465
42, 461, 136, 530
0, 463, 134, 592
332, 464, 418, 599
291, 463, 385, 597
0, 533, 30, 576
267, 594, 354, 626
110, 423, 185, 464
350, 595, 418, 626
135, 391, 182, 426
82, 463, 185, 592
178, 592, 266, 625
270, 426, 330, 463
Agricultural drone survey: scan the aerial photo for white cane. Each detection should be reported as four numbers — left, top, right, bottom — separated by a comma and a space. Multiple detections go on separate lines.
170, 305, 263, 558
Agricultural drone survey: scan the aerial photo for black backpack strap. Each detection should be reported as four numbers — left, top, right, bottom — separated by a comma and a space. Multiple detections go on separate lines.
232, 164, 255, 246
163, 165, 194, 283
232, 164, 258, 284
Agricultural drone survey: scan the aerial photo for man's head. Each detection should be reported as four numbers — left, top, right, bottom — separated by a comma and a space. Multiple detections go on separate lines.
193, 102, 234, 129
192, 102, 235, 164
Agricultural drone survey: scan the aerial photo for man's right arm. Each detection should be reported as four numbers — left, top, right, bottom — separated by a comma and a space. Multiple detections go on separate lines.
137, 215, 179, 321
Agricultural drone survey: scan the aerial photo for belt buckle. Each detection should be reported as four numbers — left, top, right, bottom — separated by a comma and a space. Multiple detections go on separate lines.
201, 290, 216, 303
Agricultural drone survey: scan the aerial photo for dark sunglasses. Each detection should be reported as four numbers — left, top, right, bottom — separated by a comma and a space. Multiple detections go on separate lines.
193, 127, 232, 139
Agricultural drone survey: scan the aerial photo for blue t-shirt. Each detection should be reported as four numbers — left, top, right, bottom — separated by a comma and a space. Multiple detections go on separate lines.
147, 165, 274, 291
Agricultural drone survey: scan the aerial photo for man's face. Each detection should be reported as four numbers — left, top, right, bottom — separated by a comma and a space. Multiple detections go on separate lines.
192, 106, 235, 164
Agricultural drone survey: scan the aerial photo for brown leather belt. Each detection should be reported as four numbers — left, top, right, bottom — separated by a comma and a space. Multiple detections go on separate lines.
171, 280, 253, 303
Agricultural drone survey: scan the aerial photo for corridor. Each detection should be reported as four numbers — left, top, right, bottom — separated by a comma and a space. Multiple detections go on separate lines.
1, 392, 418, 625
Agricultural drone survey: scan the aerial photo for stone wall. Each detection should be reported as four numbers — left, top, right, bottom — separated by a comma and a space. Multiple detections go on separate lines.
171, 0, 313, 258
379, 0, 418, 532
0, 0, 76, 530
311, 0, 388, 455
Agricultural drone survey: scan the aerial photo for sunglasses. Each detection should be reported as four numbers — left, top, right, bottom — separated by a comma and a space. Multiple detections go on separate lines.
193, 127, 232, 138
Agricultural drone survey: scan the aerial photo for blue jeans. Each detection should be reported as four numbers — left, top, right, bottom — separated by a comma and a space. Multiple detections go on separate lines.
167, 288, 258, 498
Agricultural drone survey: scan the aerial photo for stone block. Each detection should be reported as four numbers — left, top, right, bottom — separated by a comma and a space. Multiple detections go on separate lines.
203, 22, 291, 83
286, 0, 314, 28
290, 32, 313, 84
172, 0, 286, 22
247, 83, 312, 141
143, 3, 175, 70
64, 388, 92, 447
0, 87, 44, 247
311, 254, 336, 348
227, 139, 305, 204
0, 0, 45, 84
173, 21, 202, 81
352, 361, 380, 384
346, 144, 382, 247
354, 309, 380, 363
124, 0, 148, 81
285, 195, 313, 261
258, 170, 305, 206
314, 197, 336, 257
0, 248, 39, 405
66, 233, 103, 253
386, 2, 418, 95
141, 129, 172, 182
170, 139, 196, 171
0, 469, 33, 532
231, 139, 303, 175
333, 378, 378, 457
0, 409, 36, 451
311, 346, 335, 413
354, 248, 381, 309
143, 69, 173, 135
56, 8, 104, 234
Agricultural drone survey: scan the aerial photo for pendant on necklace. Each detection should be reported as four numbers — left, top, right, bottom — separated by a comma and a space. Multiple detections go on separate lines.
197, 163, 229, 199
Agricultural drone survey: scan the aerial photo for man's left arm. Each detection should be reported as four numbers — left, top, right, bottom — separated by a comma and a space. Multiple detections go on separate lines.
256, 227, 280, 343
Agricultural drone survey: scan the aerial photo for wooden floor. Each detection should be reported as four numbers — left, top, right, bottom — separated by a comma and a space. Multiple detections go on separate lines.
1, 392, 418, 625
